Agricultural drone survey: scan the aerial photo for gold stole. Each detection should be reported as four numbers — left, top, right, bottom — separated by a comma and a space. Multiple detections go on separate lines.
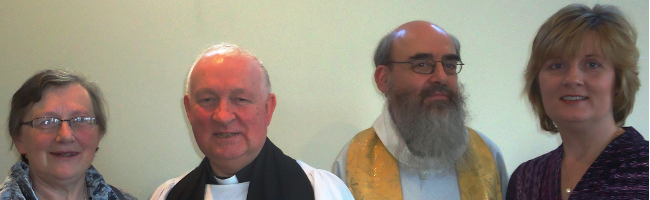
346, 127, 502, 200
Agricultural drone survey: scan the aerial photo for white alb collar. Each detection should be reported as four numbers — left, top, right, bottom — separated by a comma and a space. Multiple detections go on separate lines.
372, 103, 413, 160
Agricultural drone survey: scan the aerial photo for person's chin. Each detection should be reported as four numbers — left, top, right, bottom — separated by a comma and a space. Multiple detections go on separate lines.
552, 113, 595, 125
210, 147, 249, 161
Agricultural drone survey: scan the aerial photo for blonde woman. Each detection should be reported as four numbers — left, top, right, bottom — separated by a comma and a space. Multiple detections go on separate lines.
507, 4, 648, 200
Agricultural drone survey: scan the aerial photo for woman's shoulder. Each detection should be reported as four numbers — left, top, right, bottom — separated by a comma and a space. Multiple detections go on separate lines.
599, 126, 648, 174
508, 145, 562, 190
86, 165, 138, 200
604, 127, 649, 165
511, 145, 562, 178
574, 127, 649, 198
506, 146, 562, 200
0, 177, 24, 200
617, 127, 648, 148
0, 161, 32, 200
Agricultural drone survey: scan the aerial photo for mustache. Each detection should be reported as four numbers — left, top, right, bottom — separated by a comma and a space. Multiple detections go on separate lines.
419, 84, 456, 102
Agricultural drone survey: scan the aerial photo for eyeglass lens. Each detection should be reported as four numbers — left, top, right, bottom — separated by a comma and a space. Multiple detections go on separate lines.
30, 117, 97, 132
412, 60, 462, 74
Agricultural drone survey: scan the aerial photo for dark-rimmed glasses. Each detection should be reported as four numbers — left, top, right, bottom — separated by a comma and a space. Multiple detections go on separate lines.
389, 59, 464, 75
21, 116, 97, 132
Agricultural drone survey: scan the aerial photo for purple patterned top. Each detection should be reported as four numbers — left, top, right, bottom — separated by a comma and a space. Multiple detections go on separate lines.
507, 127, 649, 200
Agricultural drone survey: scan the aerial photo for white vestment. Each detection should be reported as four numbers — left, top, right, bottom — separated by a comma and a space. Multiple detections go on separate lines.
151, 160, 353, 200
332, 104, 509, 200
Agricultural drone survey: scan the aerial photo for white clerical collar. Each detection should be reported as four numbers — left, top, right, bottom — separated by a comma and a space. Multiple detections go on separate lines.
372, 103, 413, 160
215, 175, 239, 185
206, 181, 249, 200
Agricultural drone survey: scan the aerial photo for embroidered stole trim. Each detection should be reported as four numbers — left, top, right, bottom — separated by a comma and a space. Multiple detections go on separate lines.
346, 127, 502, 200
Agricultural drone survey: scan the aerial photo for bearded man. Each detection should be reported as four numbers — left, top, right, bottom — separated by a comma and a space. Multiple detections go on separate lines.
332, 21, 508, 200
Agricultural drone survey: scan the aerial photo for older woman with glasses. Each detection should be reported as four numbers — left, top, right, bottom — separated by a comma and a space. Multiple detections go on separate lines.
507, 4, 648, 200
0, 69, 136, 199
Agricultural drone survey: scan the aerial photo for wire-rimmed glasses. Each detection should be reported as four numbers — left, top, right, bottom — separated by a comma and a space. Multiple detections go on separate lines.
21, 116, 98, 132
390, 59, 464, 75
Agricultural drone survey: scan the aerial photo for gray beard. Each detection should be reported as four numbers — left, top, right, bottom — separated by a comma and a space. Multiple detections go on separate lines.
387, 83, 469, 177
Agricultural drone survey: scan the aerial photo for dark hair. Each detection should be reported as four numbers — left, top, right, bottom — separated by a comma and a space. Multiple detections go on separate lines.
524, 4, 639, 132
9, 69, 108, 161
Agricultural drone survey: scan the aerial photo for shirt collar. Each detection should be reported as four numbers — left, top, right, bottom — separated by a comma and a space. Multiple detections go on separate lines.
215, 175, 240, 185
372, 103, 413, 159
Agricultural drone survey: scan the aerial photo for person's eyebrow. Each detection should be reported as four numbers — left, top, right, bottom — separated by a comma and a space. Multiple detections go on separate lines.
32, 110, 91, 118
230, 88, 245, 96
193, 88, 217, 96
442, 54, 461, 61
68, 110, 92, 117
408, 53, 434, 60
231, 88, 259, 102
584, 54, 602, 59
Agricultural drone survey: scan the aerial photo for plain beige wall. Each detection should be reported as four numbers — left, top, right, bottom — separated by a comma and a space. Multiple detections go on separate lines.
1, 1, 647, 199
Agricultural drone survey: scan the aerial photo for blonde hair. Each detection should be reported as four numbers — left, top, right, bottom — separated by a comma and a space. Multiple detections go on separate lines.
523, 4, 640, 132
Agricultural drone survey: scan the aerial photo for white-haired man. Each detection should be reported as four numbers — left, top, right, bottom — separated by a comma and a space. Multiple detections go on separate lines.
152, 43, 353, 200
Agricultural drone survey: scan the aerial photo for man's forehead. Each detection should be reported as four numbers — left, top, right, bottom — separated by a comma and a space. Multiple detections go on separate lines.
391, 22, 453, 52
394, 22, 447, 38
198, 53, 253, 66
204, 48, 230, 57
391, 38, 454, 60
189, 54, 264, 91
193, 53, 259, 75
